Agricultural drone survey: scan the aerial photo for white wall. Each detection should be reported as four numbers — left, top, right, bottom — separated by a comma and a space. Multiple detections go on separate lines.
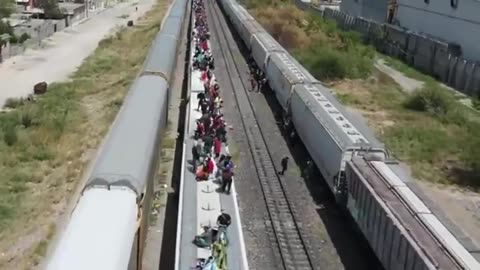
340, 0, 388, 22
395, 0, 480, 61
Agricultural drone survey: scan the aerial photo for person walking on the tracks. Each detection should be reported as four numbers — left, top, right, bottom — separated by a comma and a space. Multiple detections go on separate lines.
279, 156, 289, 175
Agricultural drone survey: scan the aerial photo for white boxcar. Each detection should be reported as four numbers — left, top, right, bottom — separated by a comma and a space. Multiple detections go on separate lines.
290, 84, 387, 193
46, 188, 139, 270
236, 4, 255, 21
228, 3, 247, 36
346, 158, 480, 270
251, 31, 285, 70
345, 159, 436, 270
236, 17, 263, 49
265, 52, 317, 111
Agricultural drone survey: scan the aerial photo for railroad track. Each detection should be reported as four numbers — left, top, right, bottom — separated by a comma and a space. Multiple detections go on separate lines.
206, 1, 315, 269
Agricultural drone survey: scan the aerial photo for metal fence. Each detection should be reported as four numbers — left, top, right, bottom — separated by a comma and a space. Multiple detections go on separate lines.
300, 4, 480, 97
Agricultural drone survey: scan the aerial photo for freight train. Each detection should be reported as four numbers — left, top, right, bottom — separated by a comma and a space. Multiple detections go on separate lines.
216, 0, 480, 269
45, 0, 188, 269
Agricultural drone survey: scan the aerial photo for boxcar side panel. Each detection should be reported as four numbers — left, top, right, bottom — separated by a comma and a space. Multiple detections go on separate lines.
290, 90, 343, 190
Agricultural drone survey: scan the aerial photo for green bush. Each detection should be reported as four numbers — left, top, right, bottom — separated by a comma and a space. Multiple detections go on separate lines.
0, 20, 14, 36
472, 96, 480, 110
4, 125, 18, 146
19, 33, 30, 44
9, 34, 18, 44
21, 112, 33, 128
405, 84, 454, 116
295, 43, 373, 80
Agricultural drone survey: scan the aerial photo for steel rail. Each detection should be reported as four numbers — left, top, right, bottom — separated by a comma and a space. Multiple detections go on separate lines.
206, 1, 315, 269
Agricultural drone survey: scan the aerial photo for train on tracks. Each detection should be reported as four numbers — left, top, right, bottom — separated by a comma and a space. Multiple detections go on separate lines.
216, 0, 480, 269
45, 0, 188, 269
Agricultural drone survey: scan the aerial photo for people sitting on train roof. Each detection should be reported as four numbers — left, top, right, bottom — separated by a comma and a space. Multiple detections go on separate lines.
195, 120, 204, 139
196, 256, 217, 270
212, 241, 227, 269
193, 226, 213, 248
217, 213, 231, 228
195, 163, 209, 181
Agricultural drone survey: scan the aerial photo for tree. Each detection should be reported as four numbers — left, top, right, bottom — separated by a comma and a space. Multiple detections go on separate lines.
0, 0, 15, 19
38, 0, 63, 19
0, 20, 14, 35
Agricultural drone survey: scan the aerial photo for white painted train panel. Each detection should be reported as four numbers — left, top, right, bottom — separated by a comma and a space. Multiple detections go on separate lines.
237, 19, 263, 49
290, 88, 344, 189
236, 4, 255, 21
265, 53, 317, 111
301, 83, 369, 146
371, 161, 406, 188
251, 32, 285, 70
395, 186, 431, 215
47, 188, 138, 270
346, 161, 435, 270
418, 213, 480, 270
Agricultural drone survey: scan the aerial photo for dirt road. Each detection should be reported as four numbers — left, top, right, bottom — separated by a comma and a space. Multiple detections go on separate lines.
0, 0, 154, 108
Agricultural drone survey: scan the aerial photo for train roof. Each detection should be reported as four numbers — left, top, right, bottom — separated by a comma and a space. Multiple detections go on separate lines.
46, 188, 138, 270
294, 83, 384, 150
86, 75, 168, 195
254, 31, 285, 53
269, 52, 318, 85
143, 33, 178, 80
236, 4, 255, 21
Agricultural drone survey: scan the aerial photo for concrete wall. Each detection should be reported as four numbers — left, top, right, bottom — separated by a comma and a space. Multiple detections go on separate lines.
340, 0, 389, 22
1, 18, 71, 63
296, 4, 480, 98
395, 0, 480, 61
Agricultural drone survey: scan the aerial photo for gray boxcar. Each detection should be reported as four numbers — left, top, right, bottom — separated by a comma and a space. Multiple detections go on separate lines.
251, 31, 285, 70
265, 52, 317, 111
161, 16, 183, 38
143, 33, 179, 81
233, 15, 261, 49
86, 75, 169, 196
290, 84, 387, 195
346, 158, 436, 270
169, 0, 188, 21
218, 0, 235, 21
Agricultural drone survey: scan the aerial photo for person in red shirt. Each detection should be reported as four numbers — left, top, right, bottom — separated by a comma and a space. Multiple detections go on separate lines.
206, 156, 215, 175
201, 70, 208, 82
213, 137, 221, 158
196, 120, 204, 138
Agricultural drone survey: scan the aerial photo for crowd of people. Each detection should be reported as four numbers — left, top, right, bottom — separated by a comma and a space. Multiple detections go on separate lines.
191, 0, 234, 269
191, 0, 234, 196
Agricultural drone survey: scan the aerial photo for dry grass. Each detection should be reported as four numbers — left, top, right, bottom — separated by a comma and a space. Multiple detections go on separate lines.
331, 70, 480, 189
0, 0, 169, 269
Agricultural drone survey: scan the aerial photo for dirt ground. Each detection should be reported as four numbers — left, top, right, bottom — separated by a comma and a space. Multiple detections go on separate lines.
0, 0, 152, 108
